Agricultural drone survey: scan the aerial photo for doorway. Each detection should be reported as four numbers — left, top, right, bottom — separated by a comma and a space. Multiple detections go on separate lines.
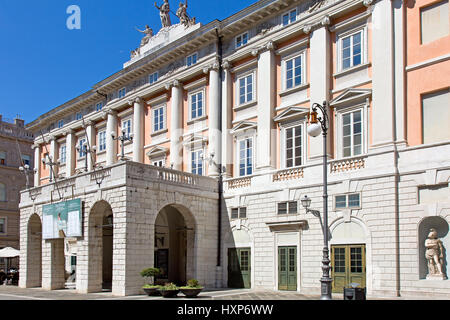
227, 248, 251, 289
278, 246, 297, 291
331, 244, 366, 293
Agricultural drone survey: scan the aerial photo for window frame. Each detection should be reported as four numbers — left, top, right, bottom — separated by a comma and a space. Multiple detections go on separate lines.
189, 89, 205, 121
58, 120, 64, 129
336, 25, 368, 73
96, 103, 103, 112
282, 8, 297, 26
0, 183, 6, 202
121, 117, 133, 139
190, 148, 204, 176
0, 151, 6, 166
277, 201, 298, 215
118, 87, 127, 99
235, 32, 249, 49
59, 144, 67, 164
335, 103, 368, 160
76, 113, 83, 121
78, 137, 87, 159
281, 121, 306, 169
236, 71, 256, 107
0, 217, 6, 234
98, 130, 107, 152
334, 193, 362, 210
149, 72, 159, 85
282, 50, 307, 91
186, 52, 198, 67
152, 104, 166, 133
231, 207, 247, 220
237, 136, 254, 177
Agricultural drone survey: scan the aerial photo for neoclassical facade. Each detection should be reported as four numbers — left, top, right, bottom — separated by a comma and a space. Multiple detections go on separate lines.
20, 0, 450, 298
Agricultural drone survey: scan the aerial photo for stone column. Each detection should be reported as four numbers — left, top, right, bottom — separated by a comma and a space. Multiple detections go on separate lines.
65, 129, 76, 177
85, 120, 96, 171
308, 17, 332, 160
207, 61, 221, 177
41, 239, 65, 290
256, 41, 277, 172
130, 97, 144, 163
33, 144, 40, 187
221, 60, 233, 179
371, 0, 395, 149
168, 80, 183, 171
105, 109, 118, 166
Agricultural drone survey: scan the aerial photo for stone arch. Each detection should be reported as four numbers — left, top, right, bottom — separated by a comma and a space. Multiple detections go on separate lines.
25, 213, 42, 288
417, 215, 449, 279
154, 203, 196, 286
86, 200, 114, 292
329, 217, 369, 245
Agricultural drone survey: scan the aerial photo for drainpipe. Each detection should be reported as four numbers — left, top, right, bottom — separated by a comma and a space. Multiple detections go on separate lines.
216, 28, 223, 268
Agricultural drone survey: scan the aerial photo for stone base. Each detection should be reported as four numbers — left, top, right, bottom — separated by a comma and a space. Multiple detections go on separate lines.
426, 274, 447, 280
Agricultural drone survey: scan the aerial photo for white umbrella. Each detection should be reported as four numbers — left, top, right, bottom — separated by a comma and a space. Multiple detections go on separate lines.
0, 247, 20, 258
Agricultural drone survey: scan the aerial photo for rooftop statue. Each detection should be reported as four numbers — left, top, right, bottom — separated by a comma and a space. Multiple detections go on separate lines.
155, 0, 172, 28
176, 1, 195, 27
136, 25, 154, 47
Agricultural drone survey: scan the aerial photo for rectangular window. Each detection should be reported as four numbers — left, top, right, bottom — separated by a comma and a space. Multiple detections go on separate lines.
21, 155, 31, 166
152, 160, 165, 167
285, 55, 303, 90
98, 131, 107, 152
122, 119, 132, 137
236, 32, 249, 48
283, 9, 297, 26
0, 151, 6, 165
149, 72, 159, 85
239, 137, 253, 177
422, 89, 450, 144
231, 207, 247, 219
0, 218, 5, 233
341, 31, 362, 70
118, 87, 127, 99
190, 91, 204, 120
342, 110, 362, 158
60, 145, 67, 164
238, 74, 254, 105
186, 53, 198, 67
76, 113, 83, 121
191, 149, 203, 176
96, 103, 103, 112
58, 120, 64, 129
153, 106, 165, 132
285, 125, 303, 168
278, 201, 298, 215
421, 0, 449, 44
0, 185, 5, 202
335, 194, 361, 209
78, 138, 86, 158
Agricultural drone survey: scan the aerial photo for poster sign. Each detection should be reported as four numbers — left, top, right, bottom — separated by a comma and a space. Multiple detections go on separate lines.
42, 199, 82, 240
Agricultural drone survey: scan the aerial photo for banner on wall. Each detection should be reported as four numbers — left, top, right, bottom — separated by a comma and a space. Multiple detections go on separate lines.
42, 199, 82, 240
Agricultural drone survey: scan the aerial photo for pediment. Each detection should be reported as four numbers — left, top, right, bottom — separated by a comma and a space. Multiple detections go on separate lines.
274, 107, 310, 123
330, 89, 372, 107
182, 133, 208, 146
146, 146, 168, 158
230, 121, 257, 135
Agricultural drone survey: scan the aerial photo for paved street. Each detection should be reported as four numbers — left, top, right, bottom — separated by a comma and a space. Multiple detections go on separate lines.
0, 285, 433, 301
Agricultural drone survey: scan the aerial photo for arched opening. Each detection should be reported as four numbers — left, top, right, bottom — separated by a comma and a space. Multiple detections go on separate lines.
26, 214, 42, 288
88, 201, 114, 292
154, 205, 195, 286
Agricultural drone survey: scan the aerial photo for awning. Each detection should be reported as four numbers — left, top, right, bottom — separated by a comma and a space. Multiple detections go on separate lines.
0, 247, 20, 258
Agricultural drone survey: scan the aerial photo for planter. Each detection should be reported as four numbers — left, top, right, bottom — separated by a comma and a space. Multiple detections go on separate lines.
180, 288, 203, 298
143, 287, 161, 296
159, 289, 180, 298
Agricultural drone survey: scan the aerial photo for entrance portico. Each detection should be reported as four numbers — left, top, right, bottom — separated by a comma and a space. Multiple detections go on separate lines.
19, 161, 219, 296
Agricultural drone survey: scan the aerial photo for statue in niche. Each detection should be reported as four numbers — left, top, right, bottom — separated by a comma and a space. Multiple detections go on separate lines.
425, 228, 447, 279
155, 0, 172, 28
176, 1, 195, 27
136, 25, 154, 47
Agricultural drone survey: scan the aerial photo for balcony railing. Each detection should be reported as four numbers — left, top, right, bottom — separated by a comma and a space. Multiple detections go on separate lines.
330, 156, 366, 173
227, 176, 252, 189
273, 167, 304, 182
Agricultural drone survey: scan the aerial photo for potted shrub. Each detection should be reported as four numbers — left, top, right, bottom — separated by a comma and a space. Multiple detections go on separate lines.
140, 267, 161, 296
158, 282, 180, 298
180, 279, 204, 298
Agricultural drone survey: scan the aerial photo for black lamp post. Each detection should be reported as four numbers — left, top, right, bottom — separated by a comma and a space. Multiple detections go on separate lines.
41, 154, 58, 183
76, 143, 96, 173
111, 129, 133, 161
302, 100, 332, 300
19, 164, 36, 189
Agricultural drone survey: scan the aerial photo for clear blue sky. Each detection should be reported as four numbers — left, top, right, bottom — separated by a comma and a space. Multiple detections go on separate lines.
0, 0, 256, 124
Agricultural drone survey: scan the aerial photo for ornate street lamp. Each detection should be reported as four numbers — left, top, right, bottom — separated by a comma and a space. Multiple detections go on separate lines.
41, 154, 58, 183
76, 143, 97, 173
19, 164, 36, 190
112, 129, 134, 161
303, 100, 333, 300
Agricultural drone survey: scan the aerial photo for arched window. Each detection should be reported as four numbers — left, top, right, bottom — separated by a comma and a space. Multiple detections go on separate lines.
0, 183, 5, 202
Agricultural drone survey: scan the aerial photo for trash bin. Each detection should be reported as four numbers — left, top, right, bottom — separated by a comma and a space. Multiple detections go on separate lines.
344, 287, 366, 300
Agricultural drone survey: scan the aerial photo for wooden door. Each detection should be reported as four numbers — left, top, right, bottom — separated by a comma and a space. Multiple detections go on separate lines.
331, 245, 366, 293
228, 248, 251, 289
278, 246, 297, 291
